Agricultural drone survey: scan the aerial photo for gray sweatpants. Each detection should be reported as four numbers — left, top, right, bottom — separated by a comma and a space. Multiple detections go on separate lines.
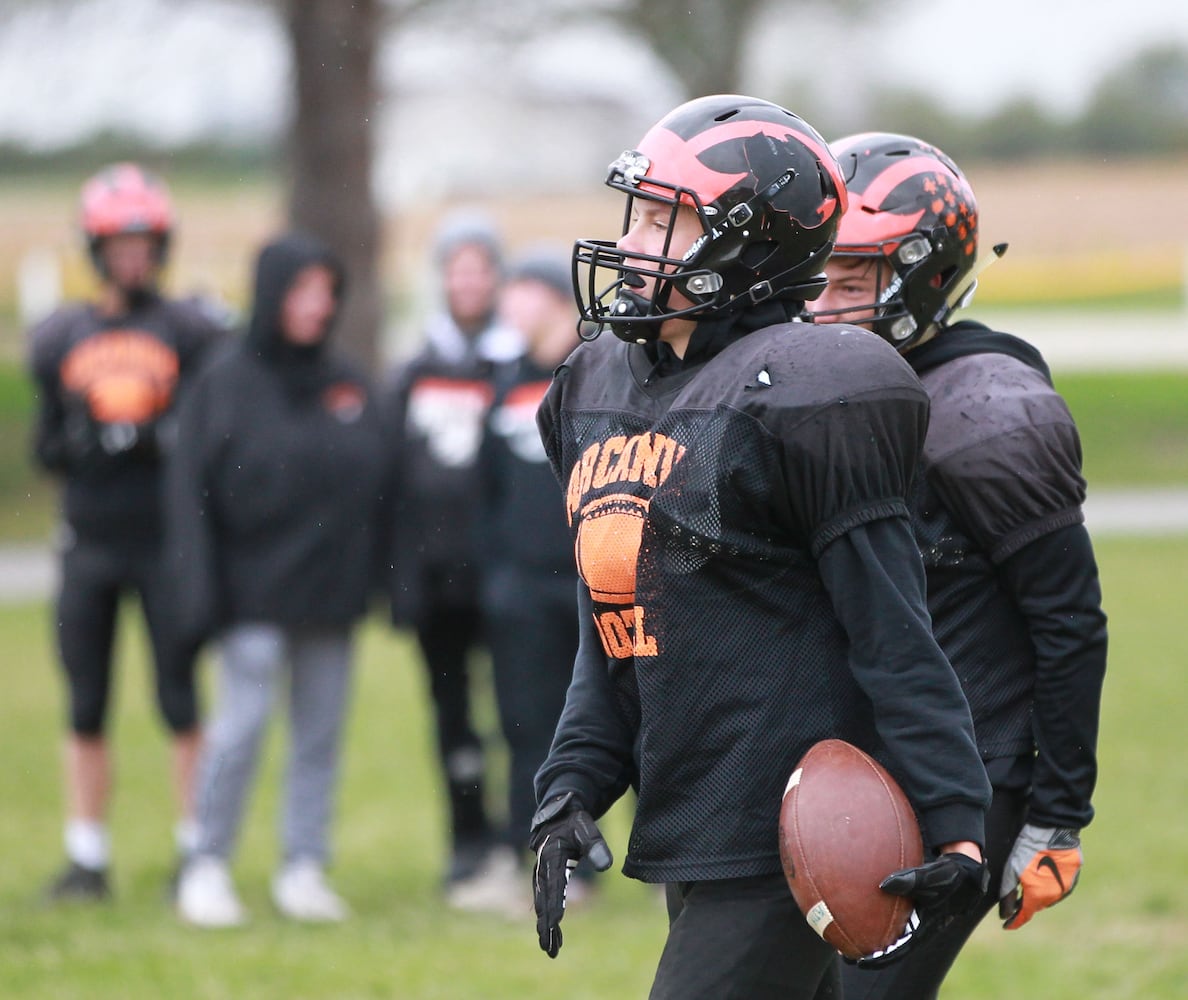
195, 623, 353, 865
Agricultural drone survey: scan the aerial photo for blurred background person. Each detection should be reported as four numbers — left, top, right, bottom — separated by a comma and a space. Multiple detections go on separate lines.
809, 132, 1108, 999
169, 232, 390, 927
384, 210, 522, 908
465, 249, 587, 914
27, 162, 226, 902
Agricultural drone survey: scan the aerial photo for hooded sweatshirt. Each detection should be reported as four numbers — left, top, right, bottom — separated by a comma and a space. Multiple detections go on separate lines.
166, 233, 391, 641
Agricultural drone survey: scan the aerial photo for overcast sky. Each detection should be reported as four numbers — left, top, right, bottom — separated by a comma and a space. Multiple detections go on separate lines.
0, 0, 1185, 152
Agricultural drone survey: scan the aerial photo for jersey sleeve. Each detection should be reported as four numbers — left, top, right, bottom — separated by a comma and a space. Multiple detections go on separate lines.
26, 308, 81, 474
536, 363, 567, 486
927, 381, 1086, 564
775, 383, 930, 558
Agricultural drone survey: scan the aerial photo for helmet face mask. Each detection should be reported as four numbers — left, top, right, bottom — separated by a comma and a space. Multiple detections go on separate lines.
573, 95, 847, 345
810, 133, 978, 350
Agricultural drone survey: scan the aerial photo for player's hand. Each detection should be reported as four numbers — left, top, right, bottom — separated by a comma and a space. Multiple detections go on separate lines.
528, 792, 613, 959
848, 851, 990, 969
998, 824, 1081, 930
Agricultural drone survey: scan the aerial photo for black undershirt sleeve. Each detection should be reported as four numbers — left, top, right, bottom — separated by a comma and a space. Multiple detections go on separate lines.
818, 516, 991, 850
997, 522, 1107, 828
533, 584, 637, 820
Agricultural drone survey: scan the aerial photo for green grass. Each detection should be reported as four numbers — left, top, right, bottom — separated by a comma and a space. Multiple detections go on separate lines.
1, 534, 1186, 997
1056, 371, 1188, 487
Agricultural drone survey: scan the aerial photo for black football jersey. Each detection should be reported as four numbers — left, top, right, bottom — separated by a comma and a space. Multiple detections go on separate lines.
537, 322, 990, 882
906, 321, 1107, 827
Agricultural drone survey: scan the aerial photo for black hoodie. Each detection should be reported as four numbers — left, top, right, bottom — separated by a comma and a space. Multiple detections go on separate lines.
166, 233, 391, 641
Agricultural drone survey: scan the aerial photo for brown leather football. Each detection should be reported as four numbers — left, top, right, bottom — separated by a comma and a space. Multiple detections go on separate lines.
778, 739, 923, 959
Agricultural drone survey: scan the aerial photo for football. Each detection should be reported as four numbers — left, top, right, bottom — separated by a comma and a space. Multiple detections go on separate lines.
778, 739, 923, 960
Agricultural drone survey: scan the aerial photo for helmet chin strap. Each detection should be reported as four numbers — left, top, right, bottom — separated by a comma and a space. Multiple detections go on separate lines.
608, 288, 665, 344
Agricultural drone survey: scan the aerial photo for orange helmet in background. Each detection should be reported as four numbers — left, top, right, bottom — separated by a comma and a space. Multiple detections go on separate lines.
79, 162, 174, 273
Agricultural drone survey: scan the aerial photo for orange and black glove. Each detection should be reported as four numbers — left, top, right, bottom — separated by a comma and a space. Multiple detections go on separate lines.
998, 824, 1082, 930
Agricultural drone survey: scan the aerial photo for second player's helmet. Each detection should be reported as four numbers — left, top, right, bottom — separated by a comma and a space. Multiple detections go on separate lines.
80, 162, 174, 272
814, 132, 978, 349
574, 94, 847, 343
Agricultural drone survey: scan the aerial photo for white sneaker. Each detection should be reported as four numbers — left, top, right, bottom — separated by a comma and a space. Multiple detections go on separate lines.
177, 855, 247, 928
446, 846, 531, 919
272, 859, 351, 923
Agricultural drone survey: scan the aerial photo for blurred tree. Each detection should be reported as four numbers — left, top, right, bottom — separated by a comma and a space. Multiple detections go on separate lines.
1076, 44, 1188, 155
285, 0, 381, 368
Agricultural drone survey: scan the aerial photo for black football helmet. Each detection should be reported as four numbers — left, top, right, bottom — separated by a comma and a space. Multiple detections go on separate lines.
811, 133, 981, 349
573, 94, 847, 344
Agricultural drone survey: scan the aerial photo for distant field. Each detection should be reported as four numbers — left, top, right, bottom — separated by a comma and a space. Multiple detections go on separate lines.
0, 533, 1184, 998
1, 161, 1184, 543
1, 158, 1185, 358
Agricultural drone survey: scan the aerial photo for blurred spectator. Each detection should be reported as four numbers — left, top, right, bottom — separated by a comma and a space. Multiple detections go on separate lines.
27, 163, 227, 902
169, 232, 390, 927
467, 249, 587, 914
384, 210, 521, 908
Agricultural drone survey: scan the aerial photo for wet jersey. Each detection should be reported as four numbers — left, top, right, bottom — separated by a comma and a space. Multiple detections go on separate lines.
906, 321, 1107, 828
28, 295, 224, 543
536, 322, 990, 882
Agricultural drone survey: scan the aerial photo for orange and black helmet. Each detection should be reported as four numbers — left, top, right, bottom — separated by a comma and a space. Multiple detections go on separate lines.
813, 132, 978, 349
79, 162, 174, 272
573, 94, 847, 343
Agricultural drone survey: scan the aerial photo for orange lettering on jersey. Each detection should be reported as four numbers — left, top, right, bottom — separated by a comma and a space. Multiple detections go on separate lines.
593, 606, 658, 659
591, 435, 626, 490
632, 606, 658, 656
60, 329, 180, 425
565, 431, 686, 524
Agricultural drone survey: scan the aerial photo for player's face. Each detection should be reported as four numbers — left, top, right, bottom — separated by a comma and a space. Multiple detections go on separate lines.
100, 233, 159, 292
614, 199, 704, 351
615, 200, 703, 310
281, 264, 338, 346
815, 257, 886, 329
444, 243, 501, 331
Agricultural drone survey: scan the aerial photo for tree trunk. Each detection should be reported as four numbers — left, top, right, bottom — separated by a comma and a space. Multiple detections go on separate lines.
285, 0, 381, 370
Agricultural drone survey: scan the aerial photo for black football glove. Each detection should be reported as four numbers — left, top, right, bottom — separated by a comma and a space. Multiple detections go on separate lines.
848, 852, 990, 970
528, 791, 613, 959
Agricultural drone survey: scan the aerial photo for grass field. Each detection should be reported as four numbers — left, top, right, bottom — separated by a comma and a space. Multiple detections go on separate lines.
1, 533, 1186, 998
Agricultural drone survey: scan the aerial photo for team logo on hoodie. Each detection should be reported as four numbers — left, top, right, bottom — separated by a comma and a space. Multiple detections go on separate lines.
322, 381, 367, 423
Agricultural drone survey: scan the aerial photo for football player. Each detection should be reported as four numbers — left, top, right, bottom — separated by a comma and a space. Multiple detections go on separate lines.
27, 163, 226, 901
528, 96, 992, 999
809, 132, 1108, 999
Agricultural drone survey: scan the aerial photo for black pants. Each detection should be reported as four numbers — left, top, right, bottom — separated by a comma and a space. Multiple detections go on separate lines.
486, 598, 579, 851
415, 603, 492, 849
838, 785, 1028, 1000
56, 535, 198, 735
650, 873, 840, 1000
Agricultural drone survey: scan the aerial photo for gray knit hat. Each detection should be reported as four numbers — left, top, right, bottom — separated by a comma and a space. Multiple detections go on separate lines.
506, 244, 572, 300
